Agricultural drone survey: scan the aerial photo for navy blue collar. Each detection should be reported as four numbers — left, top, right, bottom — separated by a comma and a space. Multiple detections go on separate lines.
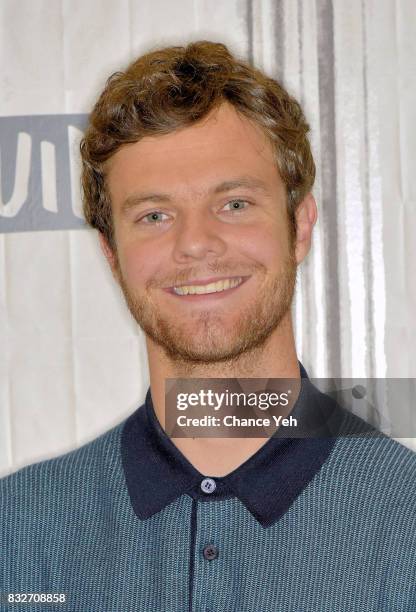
121, 362, 347, 528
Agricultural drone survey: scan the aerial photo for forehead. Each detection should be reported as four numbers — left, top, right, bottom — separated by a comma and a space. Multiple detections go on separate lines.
106, 101, 282, 203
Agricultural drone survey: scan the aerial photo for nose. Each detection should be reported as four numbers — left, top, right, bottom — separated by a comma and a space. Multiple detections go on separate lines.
171, 208, 227, 263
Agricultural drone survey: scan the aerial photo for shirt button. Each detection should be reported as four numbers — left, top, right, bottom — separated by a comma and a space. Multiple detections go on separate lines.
203, 544, 219, 561
200, 477, 216, 494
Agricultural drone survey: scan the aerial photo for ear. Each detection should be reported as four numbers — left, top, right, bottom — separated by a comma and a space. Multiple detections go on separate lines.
294, 193, 318, 265
98, 232, 120, 283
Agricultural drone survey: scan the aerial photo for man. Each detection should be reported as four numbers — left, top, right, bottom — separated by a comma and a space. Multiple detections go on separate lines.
1, 41, 415, 612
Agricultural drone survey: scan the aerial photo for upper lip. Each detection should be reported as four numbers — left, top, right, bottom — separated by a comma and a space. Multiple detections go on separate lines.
166, 275, 248, 289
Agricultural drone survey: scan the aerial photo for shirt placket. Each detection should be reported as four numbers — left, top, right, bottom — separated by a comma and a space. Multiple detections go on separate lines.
188, 478, 231, 612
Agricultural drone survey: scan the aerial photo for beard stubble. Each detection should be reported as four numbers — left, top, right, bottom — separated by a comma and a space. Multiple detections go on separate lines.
114, 244, 298, 369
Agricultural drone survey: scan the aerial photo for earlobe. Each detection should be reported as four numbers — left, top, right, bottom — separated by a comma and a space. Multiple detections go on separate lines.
294, 193, 318, 264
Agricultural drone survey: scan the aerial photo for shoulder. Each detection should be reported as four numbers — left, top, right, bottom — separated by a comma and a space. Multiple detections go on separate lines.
309, 381, 416, 485
0, 418, 126, 511
335, 406, 416, 472
0, 416, 135, 591
306, 379, 416, 499
325, 415, 416, 512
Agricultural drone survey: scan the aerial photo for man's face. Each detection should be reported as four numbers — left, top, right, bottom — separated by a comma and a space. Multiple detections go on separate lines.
104, 102, 299, 365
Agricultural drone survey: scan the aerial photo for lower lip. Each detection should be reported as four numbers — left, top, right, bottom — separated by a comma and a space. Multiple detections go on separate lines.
165, 277, 250, 301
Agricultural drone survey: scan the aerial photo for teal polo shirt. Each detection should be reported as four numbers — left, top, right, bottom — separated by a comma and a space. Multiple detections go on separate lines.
1, 363, 415, 611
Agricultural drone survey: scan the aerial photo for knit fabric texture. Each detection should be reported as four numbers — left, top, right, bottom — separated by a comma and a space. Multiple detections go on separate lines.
1, 410, 415, 611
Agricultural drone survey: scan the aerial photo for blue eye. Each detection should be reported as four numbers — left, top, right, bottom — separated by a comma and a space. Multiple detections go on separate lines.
139, 211, 168, 224
137, 200, 250, 225
224, 199, 249, 212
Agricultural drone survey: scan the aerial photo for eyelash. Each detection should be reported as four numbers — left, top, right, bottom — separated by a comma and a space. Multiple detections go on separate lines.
137, 199, 250, 225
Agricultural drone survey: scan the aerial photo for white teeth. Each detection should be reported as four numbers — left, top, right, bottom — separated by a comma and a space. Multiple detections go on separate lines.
173, 277, 243, 296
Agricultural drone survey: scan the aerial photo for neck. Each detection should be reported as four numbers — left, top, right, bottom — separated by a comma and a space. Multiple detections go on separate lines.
145, 311, 300, 476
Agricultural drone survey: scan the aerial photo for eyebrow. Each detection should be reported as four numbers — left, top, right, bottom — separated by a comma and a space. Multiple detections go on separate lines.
120, 176, 270, 214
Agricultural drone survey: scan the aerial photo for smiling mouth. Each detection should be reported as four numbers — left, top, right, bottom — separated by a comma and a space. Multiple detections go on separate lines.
164, 276, 250, 297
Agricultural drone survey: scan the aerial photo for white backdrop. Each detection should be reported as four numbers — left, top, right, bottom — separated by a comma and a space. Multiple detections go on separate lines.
1, 0, 415, 477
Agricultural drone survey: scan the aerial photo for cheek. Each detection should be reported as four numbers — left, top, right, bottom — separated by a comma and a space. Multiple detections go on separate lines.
237, 224, 288, 265
117, 242, 156, 287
